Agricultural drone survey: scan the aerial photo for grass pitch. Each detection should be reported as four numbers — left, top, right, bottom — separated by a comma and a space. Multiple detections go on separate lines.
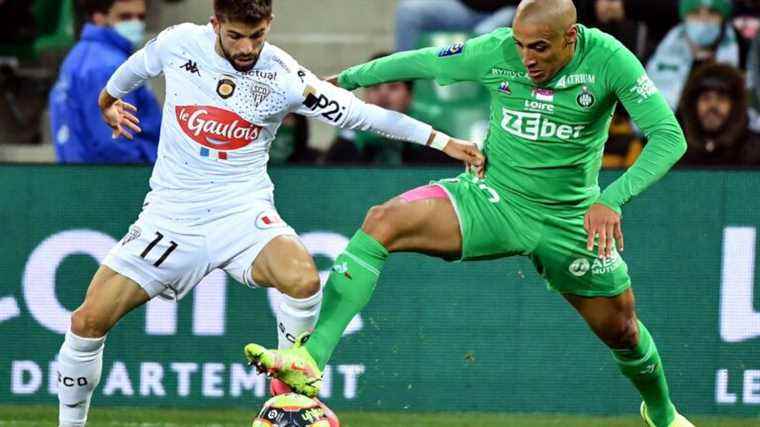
1, 405, 759, 427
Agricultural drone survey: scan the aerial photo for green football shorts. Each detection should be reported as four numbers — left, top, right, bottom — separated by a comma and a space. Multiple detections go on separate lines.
433, 173, 631, 297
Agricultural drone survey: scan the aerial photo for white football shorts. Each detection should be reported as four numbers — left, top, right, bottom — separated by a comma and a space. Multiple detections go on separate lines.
103, 199, 297, 300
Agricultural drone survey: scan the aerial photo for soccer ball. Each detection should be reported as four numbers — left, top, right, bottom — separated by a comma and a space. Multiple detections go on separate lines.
252, 393, 336, 427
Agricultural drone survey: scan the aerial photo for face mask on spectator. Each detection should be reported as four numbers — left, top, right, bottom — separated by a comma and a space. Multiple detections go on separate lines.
114, 19, 146, 47
685, 20, 722, 46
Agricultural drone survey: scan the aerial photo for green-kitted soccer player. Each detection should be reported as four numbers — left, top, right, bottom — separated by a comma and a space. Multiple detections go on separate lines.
245, 1, 691, 425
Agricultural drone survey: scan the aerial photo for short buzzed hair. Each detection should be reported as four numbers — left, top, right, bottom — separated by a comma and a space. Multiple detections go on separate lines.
214, 0, 273, 24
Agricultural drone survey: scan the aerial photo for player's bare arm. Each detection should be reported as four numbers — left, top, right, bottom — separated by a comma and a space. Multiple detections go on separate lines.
97, 88, 142, 140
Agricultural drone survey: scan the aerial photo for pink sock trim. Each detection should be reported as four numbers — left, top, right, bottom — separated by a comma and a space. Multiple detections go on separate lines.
399, 185, 449, 203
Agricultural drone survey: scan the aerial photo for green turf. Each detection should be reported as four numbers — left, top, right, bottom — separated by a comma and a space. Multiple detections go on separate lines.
2, 405, 759, 427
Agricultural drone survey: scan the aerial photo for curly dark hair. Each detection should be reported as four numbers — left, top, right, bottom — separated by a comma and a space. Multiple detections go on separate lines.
214, 0, 273, 24
79, 0, 118, 16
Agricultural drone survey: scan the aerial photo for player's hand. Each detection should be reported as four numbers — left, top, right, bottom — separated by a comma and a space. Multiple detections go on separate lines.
324, 74, 339, 86
585, 203, 623, 258
442, 138, 485, 179
101, 99, 142, 140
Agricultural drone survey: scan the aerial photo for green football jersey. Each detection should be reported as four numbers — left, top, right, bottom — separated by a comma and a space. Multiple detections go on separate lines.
338, 25, 687, 213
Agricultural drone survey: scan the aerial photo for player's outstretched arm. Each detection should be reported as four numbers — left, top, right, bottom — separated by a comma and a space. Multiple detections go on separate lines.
294, 70, 484, 175
336, 36, 490, 91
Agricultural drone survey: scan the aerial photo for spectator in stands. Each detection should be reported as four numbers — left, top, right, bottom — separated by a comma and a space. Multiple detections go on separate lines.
677, 62, 760, 166
0, 0, 37, 45
325, 75, 411, 165
395, 0, 518, 52
269, 113, 319, 164
575, 0, 680, 61
747, 33, 760, 132
325, 52, 455, 165
647, 0, 739, 111
732, 0, 760, 67
50, 0, 161, 164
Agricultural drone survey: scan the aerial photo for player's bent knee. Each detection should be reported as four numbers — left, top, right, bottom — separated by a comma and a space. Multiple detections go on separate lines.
277, 268, 321, 299
362, 204, 400, 246
70, 307, 110, 338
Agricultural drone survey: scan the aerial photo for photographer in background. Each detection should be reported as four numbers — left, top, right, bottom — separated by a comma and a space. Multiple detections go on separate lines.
50, 0, 161, 164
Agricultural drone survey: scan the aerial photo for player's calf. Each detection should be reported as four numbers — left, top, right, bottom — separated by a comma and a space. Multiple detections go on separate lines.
58, 267, 150, 427
597, 316, 640, 350
57, 331, 105, 427
252, 236, 323, 349
58, 304, 113, 426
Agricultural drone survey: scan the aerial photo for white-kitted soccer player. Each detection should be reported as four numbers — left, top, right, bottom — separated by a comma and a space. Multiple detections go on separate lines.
55, 0, 485, 425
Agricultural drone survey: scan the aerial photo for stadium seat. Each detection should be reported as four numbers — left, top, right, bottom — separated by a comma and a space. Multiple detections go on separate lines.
411, 32, 491, 144
0, 0, 75, 61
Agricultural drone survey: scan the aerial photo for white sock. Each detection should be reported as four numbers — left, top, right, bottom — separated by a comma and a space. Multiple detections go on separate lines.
276, 291, 322, 349
57, 331, 106, 427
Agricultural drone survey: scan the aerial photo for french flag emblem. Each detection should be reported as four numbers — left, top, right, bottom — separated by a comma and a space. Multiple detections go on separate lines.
199, 147, 228, 160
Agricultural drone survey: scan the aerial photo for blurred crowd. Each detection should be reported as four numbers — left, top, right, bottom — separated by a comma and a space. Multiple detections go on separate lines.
0, 0, 759, 167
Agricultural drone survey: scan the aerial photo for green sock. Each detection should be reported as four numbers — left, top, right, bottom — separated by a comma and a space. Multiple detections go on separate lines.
305, 230, 389, 369
612, 320, 676, 427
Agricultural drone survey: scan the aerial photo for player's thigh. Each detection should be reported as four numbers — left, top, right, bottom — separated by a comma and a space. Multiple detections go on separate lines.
250, 235, 320, 298
103, 216, 209, 301
215, 205, 317, 297
72, 265, 151, 337
363, 185, 463, 256
530, 213, 631, 298
406, 173, 538, 261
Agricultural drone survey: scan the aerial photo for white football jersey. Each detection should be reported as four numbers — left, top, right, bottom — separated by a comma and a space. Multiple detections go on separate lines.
106, 23, 432, 224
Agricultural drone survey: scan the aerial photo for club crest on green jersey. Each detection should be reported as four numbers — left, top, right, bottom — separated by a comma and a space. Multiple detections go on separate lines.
576, 86, 595, 109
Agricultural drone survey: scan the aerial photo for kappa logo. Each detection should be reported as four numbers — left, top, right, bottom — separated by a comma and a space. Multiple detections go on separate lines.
180, 60, 200, 76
